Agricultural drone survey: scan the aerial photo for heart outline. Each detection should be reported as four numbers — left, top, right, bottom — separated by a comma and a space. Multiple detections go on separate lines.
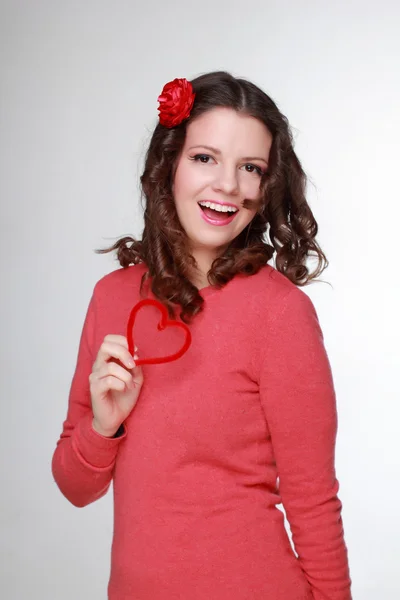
126, 298, 192, 365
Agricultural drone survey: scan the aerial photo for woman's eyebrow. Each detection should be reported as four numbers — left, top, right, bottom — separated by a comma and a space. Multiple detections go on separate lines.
188, 145, 268, 165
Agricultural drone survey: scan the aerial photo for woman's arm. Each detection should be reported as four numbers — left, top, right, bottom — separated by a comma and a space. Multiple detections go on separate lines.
259, 288, 352, 600
51, 284, 126, 507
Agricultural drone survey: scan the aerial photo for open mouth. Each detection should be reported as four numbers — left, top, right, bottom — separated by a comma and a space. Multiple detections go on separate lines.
197, 201, 238, 225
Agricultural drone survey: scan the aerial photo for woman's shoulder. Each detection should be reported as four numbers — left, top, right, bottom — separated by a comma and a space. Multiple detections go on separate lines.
240, 263, 316, 320
92, 262, 148, 298
243, 263, 300, 301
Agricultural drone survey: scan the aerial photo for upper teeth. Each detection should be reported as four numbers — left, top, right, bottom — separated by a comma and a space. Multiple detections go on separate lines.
198, 201, 238, 213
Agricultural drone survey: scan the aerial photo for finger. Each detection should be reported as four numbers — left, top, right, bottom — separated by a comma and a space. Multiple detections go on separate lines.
93, 362, 133, 387
103, 334, 129, 348
104, 335, 138, 356
90, 367, 133, 392
104, 361, 134, 385
96, 375, 127, 394
94, 341, 135, 371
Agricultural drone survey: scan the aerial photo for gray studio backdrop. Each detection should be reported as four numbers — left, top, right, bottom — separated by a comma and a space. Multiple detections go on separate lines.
1, 1, 399, 598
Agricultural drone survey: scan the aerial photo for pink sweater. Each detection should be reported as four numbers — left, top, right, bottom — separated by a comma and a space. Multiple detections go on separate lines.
52, 262, 352, 599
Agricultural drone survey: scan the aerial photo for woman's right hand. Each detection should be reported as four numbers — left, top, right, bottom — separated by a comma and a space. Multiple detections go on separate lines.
89, 334, 144, 437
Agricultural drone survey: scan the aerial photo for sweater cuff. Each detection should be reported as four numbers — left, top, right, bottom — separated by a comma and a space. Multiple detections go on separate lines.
72, 412, 127, 470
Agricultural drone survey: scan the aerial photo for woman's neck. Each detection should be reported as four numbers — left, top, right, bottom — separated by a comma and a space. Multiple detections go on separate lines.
189, 245, 226, 289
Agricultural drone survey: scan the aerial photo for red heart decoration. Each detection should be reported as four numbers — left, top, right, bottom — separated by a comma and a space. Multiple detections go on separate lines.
126, 298, 192, 365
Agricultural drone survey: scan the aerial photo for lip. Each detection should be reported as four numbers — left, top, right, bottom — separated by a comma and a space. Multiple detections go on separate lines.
199, 199, 239, 209
198, 203, 238, 226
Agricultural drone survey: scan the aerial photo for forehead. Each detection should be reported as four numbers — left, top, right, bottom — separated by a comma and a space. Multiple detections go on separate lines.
184, 107, 272, 152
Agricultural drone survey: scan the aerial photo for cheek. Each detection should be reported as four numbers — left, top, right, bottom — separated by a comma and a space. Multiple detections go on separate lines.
173, 163, 202, 197
241, 176, 263, 199
242, 210, 258, 228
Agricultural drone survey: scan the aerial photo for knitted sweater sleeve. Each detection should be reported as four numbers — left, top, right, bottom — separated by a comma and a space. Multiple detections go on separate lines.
258, 288, 352, 600
51, 283, 127, 507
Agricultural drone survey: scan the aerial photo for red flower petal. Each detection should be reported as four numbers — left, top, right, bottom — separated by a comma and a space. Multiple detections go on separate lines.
157, 78, 196, 128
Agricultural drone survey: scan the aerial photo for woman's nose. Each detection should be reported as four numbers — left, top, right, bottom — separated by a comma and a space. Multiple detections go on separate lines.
212, 166, 240, 195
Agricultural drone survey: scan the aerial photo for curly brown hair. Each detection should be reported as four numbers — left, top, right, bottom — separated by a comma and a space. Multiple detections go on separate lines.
96, 70, 328, 324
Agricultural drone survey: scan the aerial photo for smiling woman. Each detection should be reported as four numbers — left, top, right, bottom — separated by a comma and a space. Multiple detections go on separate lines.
95, 71, 328, 321
52, 71, 352, 600
169, 105, 274, 282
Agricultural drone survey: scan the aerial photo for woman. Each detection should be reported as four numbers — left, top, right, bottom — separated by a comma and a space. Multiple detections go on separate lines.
52, 71, 352, 599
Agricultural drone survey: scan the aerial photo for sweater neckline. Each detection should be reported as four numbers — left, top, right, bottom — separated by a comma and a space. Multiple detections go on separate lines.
198, 284, 221, 299
138, 262, 223, 301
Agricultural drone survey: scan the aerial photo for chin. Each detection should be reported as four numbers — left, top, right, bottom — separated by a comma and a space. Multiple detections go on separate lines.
191, 232, 232, 249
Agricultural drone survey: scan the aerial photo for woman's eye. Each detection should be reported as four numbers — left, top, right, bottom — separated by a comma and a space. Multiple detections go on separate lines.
244, 164, 264, 177
193, 154, 211, 163
192, 154, 263, 177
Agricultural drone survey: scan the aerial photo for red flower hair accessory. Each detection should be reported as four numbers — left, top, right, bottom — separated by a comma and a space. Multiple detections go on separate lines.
157, 77, 196, 128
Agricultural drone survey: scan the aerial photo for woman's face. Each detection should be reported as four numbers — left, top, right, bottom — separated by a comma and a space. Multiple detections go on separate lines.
172, 107, 273, 263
